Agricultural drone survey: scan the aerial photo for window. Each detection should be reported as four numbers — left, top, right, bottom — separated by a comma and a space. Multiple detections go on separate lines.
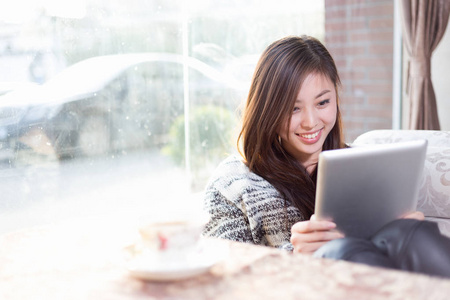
0, 0, 324, 233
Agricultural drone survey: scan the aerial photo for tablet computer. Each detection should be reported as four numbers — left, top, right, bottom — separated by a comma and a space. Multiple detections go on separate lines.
314, 139, 427, 239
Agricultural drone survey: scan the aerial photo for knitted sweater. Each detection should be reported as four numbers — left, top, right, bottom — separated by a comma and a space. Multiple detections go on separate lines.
202, 154, 306, 251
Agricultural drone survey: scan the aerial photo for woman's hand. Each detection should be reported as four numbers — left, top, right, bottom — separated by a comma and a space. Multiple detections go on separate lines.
290, 214, 344, 254
403, 211, 425, 220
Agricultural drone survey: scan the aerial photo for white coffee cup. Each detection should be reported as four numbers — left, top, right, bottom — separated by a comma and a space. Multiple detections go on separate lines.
136, 212, 209, 265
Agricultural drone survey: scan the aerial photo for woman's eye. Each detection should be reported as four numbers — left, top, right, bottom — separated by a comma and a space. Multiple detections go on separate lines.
293, 107, 301, 112
318, 99, 330, 106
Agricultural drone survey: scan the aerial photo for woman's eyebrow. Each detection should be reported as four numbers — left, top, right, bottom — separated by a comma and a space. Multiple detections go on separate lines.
295, 89, 332, 102
315, 89, 331, 99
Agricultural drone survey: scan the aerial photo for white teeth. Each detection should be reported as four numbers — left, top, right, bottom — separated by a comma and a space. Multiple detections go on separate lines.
301, 131, 319, 139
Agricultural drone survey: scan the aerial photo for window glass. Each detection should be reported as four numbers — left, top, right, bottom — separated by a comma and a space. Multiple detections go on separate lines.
0, 0, 324, 233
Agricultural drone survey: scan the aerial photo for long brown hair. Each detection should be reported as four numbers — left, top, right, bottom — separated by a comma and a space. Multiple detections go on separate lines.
238, 35, 345, 220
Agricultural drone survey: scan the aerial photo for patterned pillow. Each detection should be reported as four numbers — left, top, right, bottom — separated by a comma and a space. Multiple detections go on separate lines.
418, 146, 450, 219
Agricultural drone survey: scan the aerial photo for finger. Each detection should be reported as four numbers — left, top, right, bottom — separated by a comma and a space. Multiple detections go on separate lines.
403, 211, 425, 220
310, 214, 316, 221
291, 230, 344, 245
292, 241, 329, 254
291, 220, 337, 234
330, 228, 346, 237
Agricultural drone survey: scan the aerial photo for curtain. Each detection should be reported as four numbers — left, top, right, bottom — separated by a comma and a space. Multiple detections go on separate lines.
400, 0, 450, 130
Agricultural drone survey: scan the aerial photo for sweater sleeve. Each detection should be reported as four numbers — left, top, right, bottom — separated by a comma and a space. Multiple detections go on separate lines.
203, 188, 256, 244
201, 155, 304, 250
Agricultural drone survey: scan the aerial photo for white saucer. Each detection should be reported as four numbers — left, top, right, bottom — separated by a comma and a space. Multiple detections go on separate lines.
127, 239, 228, 282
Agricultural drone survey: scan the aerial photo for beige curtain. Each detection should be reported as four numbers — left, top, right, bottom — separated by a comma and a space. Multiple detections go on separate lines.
400, 0, 450, 130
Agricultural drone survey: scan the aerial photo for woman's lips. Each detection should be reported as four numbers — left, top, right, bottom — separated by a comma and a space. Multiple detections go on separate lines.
296, 129, 323, 144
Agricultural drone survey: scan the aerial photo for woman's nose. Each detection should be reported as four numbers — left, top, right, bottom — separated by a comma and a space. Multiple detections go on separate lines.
301, 108, 318, 130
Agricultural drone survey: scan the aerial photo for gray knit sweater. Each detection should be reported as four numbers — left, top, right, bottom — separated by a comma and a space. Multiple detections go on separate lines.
202, 154, 306, 251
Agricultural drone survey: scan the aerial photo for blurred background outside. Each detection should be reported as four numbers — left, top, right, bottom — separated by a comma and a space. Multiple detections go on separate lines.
0, 0, 324, 233
1, 0, 450, 234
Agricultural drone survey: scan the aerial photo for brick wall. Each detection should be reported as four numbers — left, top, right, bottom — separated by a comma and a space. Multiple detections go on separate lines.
324, 0, 394, 142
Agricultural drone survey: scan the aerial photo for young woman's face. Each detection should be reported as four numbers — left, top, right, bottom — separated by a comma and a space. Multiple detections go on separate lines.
278, 72, 337, 169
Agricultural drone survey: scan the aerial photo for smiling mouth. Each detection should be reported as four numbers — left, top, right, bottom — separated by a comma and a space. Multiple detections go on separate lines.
299, 130, 320, 139
294, 128, 324, 144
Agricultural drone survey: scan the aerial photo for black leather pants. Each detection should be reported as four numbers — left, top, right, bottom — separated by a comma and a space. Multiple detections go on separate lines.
313, 219, 450, 278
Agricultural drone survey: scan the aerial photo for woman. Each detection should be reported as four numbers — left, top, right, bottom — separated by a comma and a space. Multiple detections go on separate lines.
203, 36, 450, 277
